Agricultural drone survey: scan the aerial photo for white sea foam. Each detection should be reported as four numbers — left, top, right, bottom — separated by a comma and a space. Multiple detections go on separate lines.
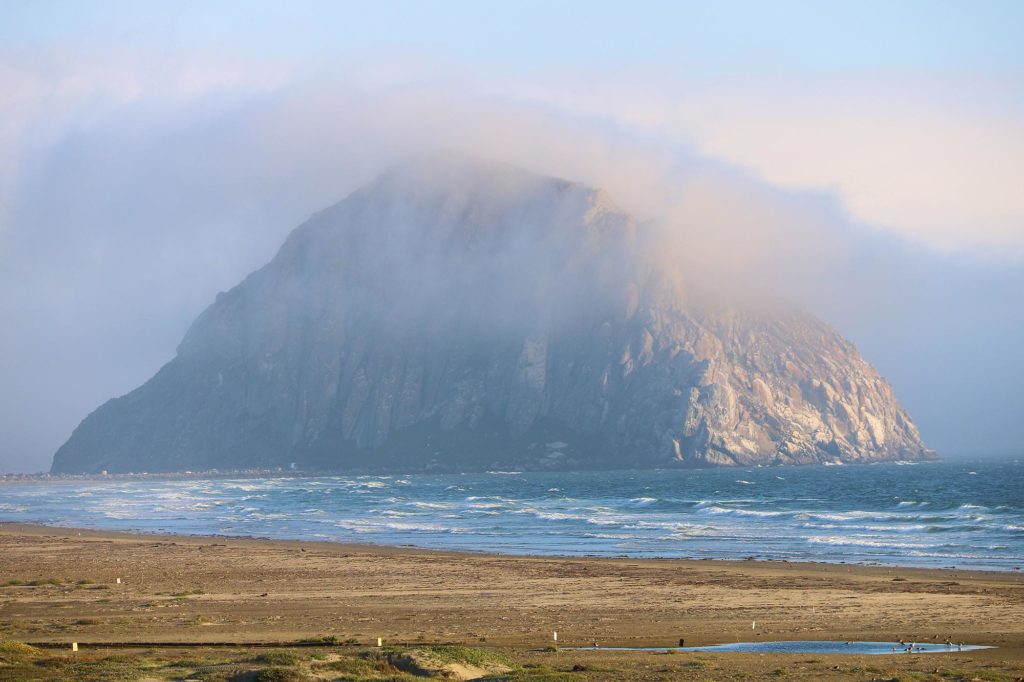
702, 505, 789, 518
409, 501, 452, 510
805, 510, 897, 522
2, 463, 1018, 570
807, 536, 934, 549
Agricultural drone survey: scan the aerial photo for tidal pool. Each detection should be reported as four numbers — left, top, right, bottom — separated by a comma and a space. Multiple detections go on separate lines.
562, 641, 993, 655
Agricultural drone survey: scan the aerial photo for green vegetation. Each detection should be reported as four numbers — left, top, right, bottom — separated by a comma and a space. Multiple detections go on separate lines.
313, 653, 413, 679
255, 651, 304, 665
297, 634, 338, 644
66, 654, 146, 682
253, 668, 307, 682
0, 641, 1020, 681
496, 666, 576, 681
419, 644, 511, 667
0, 640, 41, 663
170, 588, 205, 597
0, 578, 67, 587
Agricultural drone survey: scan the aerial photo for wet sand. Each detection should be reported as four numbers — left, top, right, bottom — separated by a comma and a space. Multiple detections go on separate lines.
1, 522, 1022, 680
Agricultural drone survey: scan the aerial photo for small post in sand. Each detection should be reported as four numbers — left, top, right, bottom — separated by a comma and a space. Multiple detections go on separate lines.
752, 621, 756, 630
376, 637, 382, 647
553, 631, 558, 642
116, 578, 121, 584
71, 643, 77, 653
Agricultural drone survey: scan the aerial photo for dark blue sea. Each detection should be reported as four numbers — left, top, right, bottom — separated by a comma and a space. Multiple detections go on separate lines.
2, 458, 1021, 571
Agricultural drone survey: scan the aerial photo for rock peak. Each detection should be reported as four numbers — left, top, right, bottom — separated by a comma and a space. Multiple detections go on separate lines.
51, 159, 932, 474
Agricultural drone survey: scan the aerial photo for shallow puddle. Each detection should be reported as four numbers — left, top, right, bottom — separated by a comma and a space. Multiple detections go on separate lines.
563, 641, 993, 655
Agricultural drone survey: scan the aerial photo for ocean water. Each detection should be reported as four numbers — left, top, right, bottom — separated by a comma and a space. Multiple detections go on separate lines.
1, 458, 1021, 571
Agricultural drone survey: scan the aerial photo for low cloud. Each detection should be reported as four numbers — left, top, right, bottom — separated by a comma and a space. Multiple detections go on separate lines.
507, 72, 1024, 257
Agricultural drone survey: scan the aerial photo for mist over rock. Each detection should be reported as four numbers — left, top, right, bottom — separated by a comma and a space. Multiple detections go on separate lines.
52, 156, 932, 473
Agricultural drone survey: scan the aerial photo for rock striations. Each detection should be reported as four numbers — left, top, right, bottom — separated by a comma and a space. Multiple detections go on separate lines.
52, 156, 933, 473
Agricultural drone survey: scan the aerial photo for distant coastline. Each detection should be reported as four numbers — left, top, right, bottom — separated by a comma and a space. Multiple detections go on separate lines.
3, 456, 949, 482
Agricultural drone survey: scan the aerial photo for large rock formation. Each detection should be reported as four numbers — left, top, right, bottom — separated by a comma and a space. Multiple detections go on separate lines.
52, 156, 933, 473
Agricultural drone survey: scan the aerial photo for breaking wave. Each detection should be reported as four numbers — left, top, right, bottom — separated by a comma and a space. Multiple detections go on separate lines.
1, 458, 1020, 570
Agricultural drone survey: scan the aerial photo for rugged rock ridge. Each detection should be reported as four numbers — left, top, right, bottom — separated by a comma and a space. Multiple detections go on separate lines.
52, 156, 932, 473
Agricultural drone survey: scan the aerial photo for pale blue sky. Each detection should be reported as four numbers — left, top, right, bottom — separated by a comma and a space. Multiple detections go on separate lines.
4, 1, 1023, 75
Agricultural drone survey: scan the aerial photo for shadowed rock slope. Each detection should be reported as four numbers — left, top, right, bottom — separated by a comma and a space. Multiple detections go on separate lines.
52, 157, 932, 473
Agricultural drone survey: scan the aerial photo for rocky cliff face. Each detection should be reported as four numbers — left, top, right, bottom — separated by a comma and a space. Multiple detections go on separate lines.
52, 157, 933, 473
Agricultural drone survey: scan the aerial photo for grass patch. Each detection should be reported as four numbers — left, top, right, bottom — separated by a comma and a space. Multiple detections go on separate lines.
567, 663, 619, 673
937, 671, 1020, 682
313, 656, 375, 673
297, 634, 338, 645
0, 640, 42, 663
254, 668, 307, 682
254, 651, 303, 666
66, 654, 145, 681
165, 657, 221, 667
315, 653, 415, 679
26, 578, 63, 586
500, 669, 577, 681
419, 644, 511, 667
171, 588, 205, 597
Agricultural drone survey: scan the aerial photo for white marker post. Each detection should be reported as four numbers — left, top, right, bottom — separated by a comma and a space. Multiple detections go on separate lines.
116, 578, 121, 584
752, 621, 756, 630
376, 637, 382, 647
71, 643, 78, 653
553, 631, 558, 642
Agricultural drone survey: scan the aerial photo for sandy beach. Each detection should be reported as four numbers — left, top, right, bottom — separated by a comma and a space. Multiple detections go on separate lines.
1, 522, 1022, 679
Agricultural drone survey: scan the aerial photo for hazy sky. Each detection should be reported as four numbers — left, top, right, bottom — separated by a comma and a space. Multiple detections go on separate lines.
1, 1, 1023, 472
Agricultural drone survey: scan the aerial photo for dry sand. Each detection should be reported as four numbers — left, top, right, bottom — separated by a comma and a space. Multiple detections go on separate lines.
1, 522, 1022, 680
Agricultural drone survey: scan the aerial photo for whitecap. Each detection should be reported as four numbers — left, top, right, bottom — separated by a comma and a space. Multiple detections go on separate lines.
702, 506, 789, 518
807, 536, 935, 549
409, 501, 452, 510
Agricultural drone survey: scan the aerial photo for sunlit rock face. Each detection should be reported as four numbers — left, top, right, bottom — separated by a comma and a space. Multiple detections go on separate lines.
52, 156, 932, 473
